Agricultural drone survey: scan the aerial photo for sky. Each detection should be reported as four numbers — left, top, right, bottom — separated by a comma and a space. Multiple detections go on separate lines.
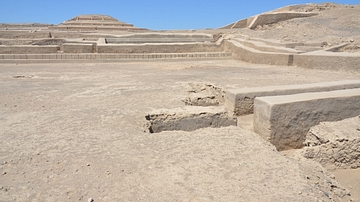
0, 0, 359, 30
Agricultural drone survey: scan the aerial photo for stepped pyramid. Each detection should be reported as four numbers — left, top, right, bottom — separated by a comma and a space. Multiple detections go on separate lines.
50, 14, 146, 32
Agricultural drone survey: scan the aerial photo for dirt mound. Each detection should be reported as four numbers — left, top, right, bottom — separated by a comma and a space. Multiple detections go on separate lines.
218, 3, 360, 52
289, 3, 339, 12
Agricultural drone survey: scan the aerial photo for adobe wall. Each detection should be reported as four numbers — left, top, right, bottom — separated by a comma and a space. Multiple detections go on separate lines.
233, 38, 300, 53
105, 38, 213, 44
218, 16, 255, 29
145, 106, 236, 133
97, 43, 223, 53
219, 12, 316, 30
0, 45, 59, 54
224, 39, 360, 72
0, 52, 231, 63
224, 40, 291, 65
225, 80, 360, 116
61, 43, 95, 53
0, 43, 222, 54
293, 52, 360, 72
230, 19, 248, 29
248, 12, 317, 29
253, 88, 360, 151
115, 33, 213, 39
219, 23, 235, 29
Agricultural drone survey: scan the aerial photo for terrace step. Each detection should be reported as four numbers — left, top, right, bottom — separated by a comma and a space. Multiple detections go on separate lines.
0, 52, 232, 63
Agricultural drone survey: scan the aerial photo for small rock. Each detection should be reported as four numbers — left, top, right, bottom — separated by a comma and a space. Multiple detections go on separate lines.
298, 191, 302, 195
87, 163, 90, 166
2, 172, 7, 175
87, 198, 94, 202
357, 125, 360, 131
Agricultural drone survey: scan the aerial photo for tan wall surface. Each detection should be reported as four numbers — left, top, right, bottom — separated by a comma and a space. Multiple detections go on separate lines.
249, 12, 317, 29
61, 43, 94, 53
254, 88, 360, 151
0, 45, 58, 54
225, 80, 360, 116
293, 52, 360, 72
224, 40, 291, 65
97, 43, 223, 53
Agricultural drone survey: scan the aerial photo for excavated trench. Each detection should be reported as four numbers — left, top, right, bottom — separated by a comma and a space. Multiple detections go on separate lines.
145, 82, 235, 133
144, 82, 360, 172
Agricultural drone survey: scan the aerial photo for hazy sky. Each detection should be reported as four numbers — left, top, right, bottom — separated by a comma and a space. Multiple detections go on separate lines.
1, 0, 359, 30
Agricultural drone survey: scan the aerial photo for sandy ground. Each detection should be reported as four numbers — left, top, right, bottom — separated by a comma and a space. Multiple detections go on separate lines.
333, 168, 360, 201
1, 60, 359, 201
1, 3, 360, 201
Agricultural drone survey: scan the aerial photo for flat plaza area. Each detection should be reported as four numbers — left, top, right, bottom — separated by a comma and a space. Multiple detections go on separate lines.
1, 60, 359, 201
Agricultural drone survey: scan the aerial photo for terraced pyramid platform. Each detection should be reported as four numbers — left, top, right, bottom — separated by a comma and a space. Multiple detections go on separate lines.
50, 14, 146, 32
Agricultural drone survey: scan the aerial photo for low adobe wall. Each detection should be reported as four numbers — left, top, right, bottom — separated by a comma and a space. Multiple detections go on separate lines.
222, 18, 252, 29
225, 80, 360, 116
253, 88, 360, 151
145, 106, 236, 133
293, 51, 360, 72
105, 38, 213, 44
224, 40, 292, 65
97, 43, 223, 53
224, 39, 360, 72
219, 12, 316, 30
0, 52, 231, 63
61, 43, 95, 53
233, 38, 300, 53
0, 45, 58, 54
248, 12, 318, 29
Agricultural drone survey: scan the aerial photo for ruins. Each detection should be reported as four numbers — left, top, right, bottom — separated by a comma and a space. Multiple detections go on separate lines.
49, 14, 146, 32
1, 3, 360, 201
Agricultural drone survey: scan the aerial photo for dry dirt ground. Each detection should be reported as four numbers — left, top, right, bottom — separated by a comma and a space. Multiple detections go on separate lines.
1, 60, 359, 201
333, 168, 360, 201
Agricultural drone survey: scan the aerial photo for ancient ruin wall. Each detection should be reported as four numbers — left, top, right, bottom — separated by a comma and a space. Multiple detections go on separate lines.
0, 45, 59, 54
97, 43, 223, 54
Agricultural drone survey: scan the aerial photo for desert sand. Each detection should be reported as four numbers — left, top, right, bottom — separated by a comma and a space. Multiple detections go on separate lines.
0, 60, 359, 201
